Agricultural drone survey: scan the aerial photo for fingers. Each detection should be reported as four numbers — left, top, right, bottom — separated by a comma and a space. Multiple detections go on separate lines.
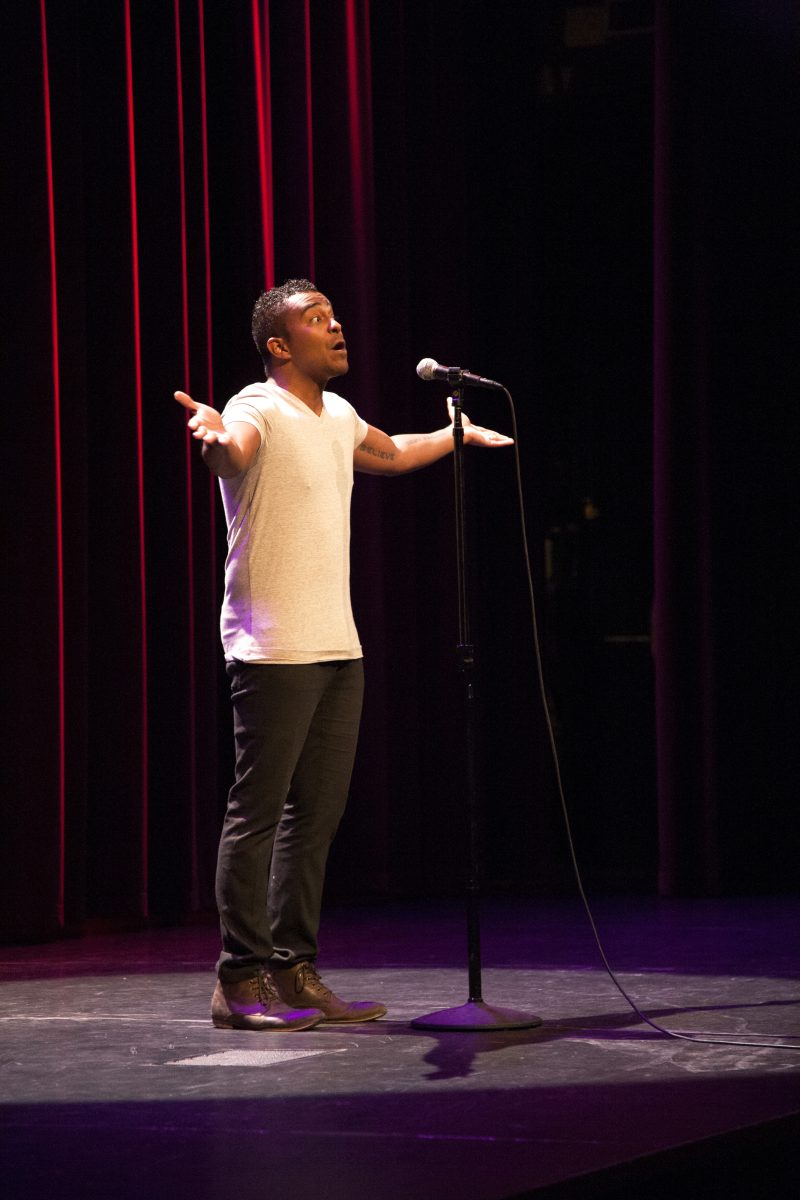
468, 425, 514, 446
190, 422, 228, 445
177, 390, 227, 443
447, 399, 513, 445
174, 390, 199, 412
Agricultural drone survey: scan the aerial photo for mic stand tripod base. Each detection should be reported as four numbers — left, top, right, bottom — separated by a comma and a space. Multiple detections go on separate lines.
411, 1000, 542, 1032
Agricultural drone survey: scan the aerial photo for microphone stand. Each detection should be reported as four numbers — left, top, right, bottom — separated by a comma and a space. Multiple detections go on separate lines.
411, 389, 542, 1031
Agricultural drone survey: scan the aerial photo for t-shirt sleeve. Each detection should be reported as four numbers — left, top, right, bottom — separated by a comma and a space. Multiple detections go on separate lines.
221, 397, 268, 447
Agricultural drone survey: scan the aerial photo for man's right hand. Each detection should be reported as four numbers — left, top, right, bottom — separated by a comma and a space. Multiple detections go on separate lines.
175, 390, 233, 447
174, 390, 260, 477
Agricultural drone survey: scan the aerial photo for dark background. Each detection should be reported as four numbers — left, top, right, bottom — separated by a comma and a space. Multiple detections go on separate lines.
2, 0, 797, 941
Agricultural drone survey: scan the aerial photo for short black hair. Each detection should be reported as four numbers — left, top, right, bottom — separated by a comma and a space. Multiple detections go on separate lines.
251, 278, 318, 374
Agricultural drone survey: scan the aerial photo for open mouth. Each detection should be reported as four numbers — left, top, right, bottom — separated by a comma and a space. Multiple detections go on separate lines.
332, 339, 347, 352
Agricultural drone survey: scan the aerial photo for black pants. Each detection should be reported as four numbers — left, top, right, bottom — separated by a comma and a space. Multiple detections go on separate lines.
216, 658, 364, 980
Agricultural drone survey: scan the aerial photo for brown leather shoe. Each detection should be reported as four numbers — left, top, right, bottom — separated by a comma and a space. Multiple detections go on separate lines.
272, 961, 387, 1023
211, 969, 323, 1031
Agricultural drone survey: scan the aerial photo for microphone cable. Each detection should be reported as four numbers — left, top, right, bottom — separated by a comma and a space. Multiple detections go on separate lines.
497, 385, 799, 1052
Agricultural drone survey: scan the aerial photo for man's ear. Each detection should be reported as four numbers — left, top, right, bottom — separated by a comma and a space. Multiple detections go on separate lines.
267, 336, 290, 362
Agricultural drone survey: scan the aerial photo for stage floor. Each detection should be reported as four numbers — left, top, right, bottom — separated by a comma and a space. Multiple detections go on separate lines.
2, 896, 799, 1198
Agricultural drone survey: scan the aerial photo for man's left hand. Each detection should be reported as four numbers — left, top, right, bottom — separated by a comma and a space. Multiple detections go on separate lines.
447, 397, 514, 447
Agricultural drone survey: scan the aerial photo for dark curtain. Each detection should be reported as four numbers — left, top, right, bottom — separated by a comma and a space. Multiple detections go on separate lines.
2, 1, 797, 942
653, 0, 799, 894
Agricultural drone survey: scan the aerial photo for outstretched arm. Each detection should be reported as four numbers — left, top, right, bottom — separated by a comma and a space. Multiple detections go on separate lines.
354, 399, 513, 476
174, 390, 261, 478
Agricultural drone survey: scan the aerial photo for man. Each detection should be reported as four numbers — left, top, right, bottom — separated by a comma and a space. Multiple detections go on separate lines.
175, 279, 512, 1031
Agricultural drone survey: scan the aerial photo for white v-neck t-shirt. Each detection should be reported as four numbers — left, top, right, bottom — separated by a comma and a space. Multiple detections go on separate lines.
218, 378, 369, 663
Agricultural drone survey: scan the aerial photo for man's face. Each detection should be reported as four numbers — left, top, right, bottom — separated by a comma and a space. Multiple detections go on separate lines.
273, 291, 348, 385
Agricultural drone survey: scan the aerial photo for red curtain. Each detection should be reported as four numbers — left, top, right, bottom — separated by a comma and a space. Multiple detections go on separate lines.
3, 0, 388, 937
5, 1, 796, 940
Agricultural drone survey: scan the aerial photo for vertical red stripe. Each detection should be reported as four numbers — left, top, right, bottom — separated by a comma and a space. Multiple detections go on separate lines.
360, 0, 374, 210
124, 0, 149, 917
345, 0, 364, 227
345, 0, 373, 296
262, 2, 275, 285
252, 0, 274, 287
39, 0, 66, 929
175, 0, 200, 909
174, 2, 190, 387
198, 0, 217, 594
303, 0, 315, 276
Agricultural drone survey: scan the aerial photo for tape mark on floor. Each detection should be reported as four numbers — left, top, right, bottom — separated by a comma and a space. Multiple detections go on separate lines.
169, 1048, 348, 1067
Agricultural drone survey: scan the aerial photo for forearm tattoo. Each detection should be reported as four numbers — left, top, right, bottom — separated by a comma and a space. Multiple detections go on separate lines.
398, 434, 432, 446
357, 441, 396, 461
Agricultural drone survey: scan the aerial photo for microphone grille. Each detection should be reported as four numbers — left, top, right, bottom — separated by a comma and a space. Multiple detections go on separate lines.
416, 357, 438, 381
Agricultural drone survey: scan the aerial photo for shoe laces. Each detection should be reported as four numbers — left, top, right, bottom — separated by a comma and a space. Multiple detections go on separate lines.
254, 969, 280, 1006
297, 962, 332, 1000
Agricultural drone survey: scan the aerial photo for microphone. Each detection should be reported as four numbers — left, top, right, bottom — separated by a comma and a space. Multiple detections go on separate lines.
416, 357, 503, 391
